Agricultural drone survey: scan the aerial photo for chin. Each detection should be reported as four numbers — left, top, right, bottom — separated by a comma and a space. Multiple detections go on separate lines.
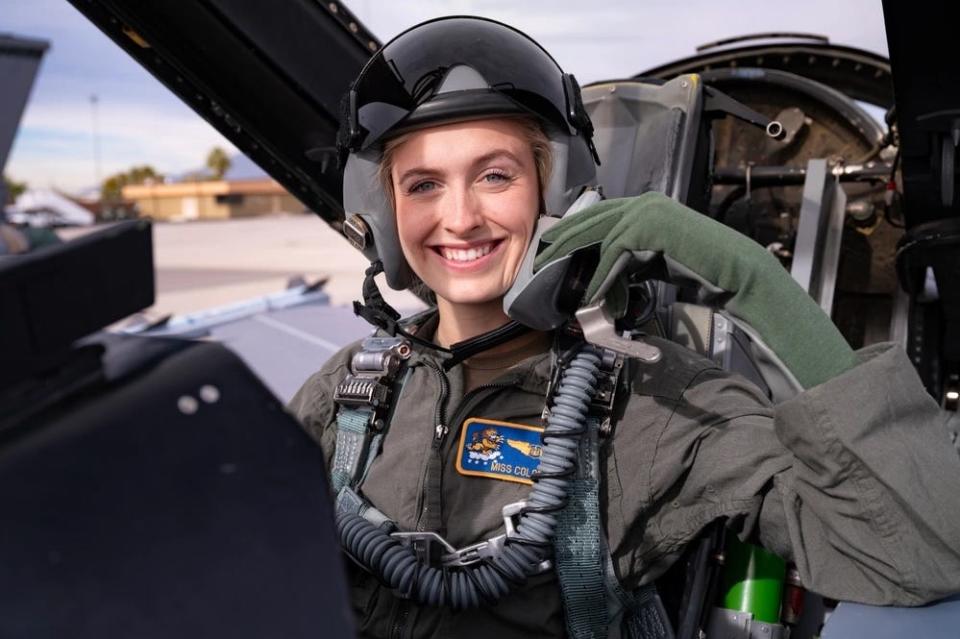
433, 283, 507, 307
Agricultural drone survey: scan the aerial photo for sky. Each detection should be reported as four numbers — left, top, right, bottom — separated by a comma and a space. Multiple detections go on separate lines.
3, 0, 890, 195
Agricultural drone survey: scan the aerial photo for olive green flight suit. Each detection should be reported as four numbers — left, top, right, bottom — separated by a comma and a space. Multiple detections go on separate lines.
289, 321, 960, 639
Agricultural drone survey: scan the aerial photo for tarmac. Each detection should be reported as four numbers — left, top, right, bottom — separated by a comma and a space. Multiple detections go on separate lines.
60, 213, 424, 320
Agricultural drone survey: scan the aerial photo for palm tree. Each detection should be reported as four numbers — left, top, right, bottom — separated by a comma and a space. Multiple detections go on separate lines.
206, 147, 231, 180
101, 165, 162, 202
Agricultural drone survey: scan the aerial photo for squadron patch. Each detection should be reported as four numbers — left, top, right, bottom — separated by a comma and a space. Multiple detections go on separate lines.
455, 418, 544, 485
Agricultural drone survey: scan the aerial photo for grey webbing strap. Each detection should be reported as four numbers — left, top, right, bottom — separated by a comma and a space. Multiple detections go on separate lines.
331, 406, 375, 493
555, 418, 608, 638
555, 417, 674, 639
330, 336, 412, 493
336, 485, 395, 530
621, 585, 673, 639
603, 538, 673, 639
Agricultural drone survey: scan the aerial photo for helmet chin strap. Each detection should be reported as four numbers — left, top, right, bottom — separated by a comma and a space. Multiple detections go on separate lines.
353, 260, 531, 370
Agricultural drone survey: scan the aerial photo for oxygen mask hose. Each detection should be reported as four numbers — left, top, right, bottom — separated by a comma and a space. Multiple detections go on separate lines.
336, 344, 603, 609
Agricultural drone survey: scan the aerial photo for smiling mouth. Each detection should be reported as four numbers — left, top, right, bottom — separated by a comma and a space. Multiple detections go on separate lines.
436, 241, 501, 263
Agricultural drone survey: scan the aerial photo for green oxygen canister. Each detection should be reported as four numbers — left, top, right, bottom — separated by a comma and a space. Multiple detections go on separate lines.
720, 537, 786, 624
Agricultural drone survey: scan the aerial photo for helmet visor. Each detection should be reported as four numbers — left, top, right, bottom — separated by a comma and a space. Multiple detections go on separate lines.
346, 16, 576, 150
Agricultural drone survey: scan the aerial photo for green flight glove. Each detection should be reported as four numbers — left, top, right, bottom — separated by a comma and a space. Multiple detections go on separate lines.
534, 192, 856, 390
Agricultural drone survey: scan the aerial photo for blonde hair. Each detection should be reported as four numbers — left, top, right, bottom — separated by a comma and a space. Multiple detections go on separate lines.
377, 115, 554, 208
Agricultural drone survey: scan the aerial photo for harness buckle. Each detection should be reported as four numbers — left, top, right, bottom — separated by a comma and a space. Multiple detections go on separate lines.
591, 352, 625, 437
544, 343, 625, 437
334, 336, 412, 428
391, 531, 458, 564
391, 501, 552, 572
441, 534, 507, 568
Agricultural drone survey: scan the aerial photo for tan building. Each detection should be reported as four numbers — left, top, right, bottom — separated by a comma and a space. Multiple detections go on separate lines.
122, 178, 307, 221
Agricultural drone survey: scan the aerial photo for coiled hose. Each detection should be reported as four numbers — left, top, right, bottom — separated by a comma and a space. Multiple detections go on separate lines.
337, 344, 602, 609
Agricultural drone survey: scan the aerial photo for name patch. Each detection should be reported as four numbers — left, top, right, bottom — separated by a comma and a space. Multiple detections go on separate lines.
455, 418, 544, 485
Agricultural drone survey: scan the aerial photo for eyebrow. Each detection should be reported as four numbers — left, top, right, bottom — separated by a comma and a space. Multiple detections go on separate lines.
396, 149, 524, 185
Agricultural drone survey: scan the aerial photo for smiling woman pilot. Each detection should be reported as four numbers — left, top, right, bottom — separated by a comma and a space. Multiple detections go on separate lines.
386, 117, 550, 356
289, 15, 960, 639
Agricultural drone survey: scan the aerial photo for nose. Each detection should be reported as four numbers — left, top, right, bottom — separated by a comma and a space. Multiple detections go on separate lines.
442, 184, 483, 236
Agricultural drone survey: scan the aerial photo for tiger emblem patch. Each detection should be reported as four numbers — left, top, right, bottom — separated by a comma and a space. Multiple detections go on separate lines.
456, 418, 544, 485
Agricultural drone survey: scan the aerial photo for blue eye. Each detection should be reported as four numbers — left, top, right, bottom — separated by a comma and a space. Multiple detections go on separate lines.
483, 171, 510, 184
409, 180, 436, 194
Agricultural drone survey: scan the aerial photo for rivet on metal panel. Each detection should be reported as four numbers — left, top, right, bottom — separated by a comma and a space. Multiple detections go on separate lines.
199, 385, 220, 403
349, 22, 359, 33
178, 395, 199, 415
328, 2, 339, 14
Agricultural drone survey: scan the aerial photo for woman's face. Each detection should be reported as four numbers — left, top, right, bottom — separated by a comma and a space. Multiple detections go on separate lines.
390, 118, 540, 309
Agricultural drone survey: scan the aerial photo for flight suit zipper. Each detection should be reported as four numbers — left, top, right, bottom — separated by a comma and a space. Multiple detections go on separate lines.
444, 381, 518, 448
417, 361, 450, 533
390, 602, 409, 639
392, 361, 451, 639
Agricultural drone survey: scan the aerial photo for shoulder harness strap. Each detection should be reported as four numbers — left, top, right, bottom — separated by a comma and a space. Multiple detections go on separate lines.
554, 349, 674, 639
330, 336, 412, 493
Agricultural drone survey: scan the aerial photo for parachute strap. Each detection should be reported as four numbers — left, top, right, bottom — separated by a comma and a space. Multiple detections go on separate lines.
554, 353, 674, 639
331, 407, 377, 493
621, 585, 674, 639
331, 336, 412, 492
555, 416, 607, 638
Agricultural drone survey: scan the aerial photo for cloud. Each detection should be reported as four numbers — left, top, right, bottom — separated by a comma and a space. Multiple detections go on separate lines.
5, 0, 890, 193
348, 0, 888, 81
4, 0, 234, 192
8, 101, 234, 192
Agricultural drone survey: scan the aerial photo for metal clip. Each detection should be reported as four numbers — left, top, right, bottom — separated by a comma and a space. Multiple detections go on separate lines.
575, 299, 661, 363
334, 376, 390, 407
343, 214, 371, 251
391, 531, 458, 564
441, 534, 507, 568
334, 336, 412, 422
351, 336, 412, 375
391, 501, 553, 572
591, 353, 624, 437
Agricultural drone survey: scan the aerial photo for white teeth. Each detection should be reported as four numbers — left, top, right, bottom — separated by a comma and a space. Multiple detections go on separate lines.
441, 243, 494, 262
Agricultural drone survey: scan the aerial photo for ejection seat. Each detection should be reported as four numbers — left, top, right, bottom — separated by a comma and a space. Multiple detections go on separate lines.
580, 75, 798, 403
579, 74, 822, 638
579, 72, 960, 639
